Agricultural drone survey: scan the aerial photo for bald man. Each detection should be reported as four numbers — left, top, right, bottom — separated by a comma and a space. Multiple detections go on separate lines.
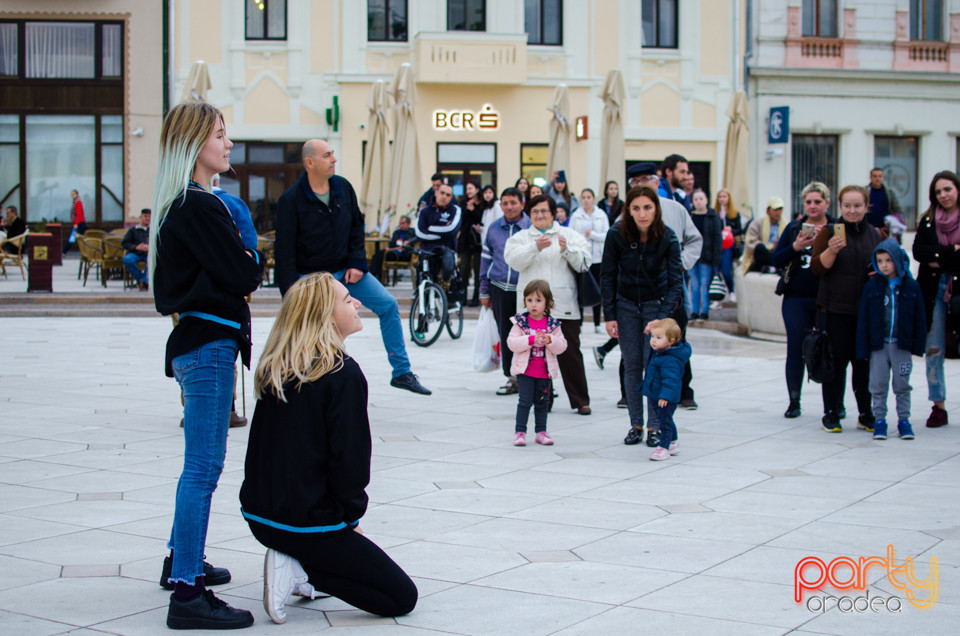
275, 139, 431, 395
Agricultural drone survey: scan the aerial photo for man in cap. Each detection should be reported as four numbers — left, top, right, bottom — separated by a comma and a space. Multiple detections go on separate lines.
742, 196, 788, 273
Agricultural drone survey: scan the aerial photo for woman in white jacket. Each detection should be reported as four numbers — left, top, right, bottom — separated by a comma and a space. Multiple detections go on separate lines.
569, 188, 610, 333
504, 194, 593, 414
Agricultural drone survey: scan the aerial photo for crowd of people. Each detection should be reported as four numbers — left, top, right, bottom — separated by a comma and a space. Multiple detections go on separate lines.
144, 101, 958, 631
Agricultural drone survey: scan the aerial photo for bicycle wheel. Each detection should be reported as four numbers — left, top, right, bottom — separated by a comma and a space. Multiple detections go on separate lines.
445, 297, 464, 339
409, 282, 448, 347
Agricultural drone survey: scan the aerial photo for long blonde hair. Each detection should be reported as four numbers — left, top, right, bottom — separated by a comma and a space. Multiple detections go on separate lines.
714, 188, 739, 221
148, 102, 223, 288
254, 272, 346, 401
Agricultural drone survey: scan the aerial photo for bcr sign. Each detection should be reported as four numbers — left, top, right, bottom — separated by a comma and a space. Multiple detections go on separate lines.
433, 104, 500, 131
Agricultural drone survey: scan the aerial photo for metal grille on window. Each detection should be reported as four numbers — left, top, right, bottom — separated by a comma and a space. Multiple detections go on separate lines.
791, 135, 838, 219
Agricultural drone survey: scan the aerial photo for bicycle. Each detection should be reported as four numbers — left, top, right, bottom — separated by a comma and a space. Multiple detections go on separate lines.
408, 248, 464, 346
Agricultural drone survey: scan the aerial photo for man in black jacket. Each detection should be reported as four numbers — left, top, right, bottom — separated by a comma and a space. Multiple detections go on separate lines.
122, 208, 151, 291
1, 206, 27, 251
276, 139, 430, 395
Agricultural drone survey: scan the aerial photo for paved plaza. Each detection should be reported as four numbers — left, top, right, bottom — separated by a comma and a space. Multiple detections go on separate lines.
1, 312, 959, 635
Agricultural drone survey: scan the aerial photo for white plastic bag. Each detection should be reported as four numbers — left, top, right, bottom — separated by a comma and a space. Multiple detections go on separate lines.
472, 307, 501, 372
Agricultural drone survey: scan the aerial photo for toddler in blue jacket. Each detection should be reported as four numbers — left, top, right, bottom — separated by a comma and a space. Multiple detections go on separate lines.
855, 238, 926, 440
640, 318, 692, 461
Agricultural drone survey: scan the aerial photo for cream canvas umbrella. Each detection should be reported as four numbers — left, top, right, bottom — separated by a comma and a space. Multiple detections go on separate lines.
386, 63, 422, 232
723, 90, 751, 218
545, 84, 571, 182
599, 70, 626, 193
180, 61, 212, 104
359, 80, 391, 232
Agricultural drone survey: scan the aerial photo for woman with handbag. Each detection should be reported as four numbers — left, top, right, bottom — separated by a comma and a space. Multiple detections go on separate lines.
688, 189, 722, 322
505, 194, 593, 414
811, 185, 883, 433
601, 185, 683, 445
912, 170, 960, 428
570, 187, 610, 333
772, 181, 833, 418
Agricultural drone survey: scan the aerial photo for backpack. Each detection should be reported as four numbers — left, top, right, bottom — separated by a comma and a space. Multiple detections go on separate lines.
802, 328, 835, 384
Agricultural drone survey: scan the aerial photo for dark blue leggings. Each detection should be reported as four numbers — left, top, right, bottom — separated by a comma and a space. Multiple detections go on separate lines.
781, 296, 819, 398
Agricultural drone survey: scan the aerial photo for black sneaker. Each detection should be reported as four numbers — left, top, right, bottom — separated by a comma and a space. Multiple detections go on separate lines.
838, 408, 847, 420
822, 413, 842, 433
593, 346, 606, 370
390, 372, 432, 395
784, 400, 801, 419
857, 414, 875, 432
167, 590, 254, 630
679, 398, 698, 410
617, 397, 628, 409
160, 557, 231, 590
624, 427, 643, 445
646, 429, 662, 447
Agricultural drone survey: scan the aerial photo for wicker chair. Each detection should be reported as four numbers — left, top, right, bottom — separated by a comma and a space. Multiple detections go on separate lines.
0, 231, 29, 280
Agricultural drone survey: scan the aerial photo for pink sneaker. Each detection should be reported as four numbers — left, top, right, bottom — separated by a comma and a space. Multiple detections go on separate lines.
649, 447, 670, 461
668, 441, 679, 455
514, 432, 526, 446
535, 431, 554, 445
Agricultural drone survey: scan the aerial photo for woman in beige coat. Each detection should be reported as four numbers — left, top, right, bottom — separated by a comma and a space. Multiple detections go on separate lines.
504, 194, 592, 414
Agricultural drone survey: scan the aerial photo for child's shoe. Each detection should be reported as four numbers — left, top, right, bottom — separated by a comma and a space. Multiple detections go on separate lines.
856, 414, 875, 432
649, 447, 670, 461
535, 431, 554, 445
668, 441, 679, 455
898, 419, 915, 440
872, 419, 887, 440
514, 432, 526, 446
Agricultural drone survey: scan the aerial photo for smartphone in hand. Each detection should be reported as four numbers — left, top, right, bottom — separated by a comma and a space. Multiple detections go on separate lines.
557, 170, 566, 183
800, 223, 815, 238
833, 224, 846, 242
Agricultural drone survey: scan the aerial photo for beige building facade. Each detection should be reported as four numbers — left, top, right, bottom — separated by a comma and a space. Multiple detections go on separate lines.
0, 1, 165, 227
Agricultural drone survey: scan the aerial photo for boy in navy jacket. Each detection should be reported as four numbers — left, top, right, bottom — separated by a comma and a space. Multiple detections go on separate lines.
640, 318, 692, 461
855, 238, 927, 440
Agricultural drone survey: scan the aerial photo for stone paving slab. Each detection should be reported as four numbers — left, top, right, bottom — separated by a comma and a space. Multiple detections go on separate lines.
0, 316, 958, 634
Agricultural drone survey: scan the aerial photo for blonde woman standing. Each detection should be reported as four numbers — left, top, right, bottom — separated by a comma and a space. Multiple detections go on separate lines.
151, 102, 263, 629
240, 273, 417, 624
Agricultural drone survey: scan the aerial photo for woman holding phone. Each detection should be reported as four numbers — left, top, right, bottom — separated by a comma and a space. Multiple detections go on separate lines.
772, 182, 834, 419
811, 185, 883, 433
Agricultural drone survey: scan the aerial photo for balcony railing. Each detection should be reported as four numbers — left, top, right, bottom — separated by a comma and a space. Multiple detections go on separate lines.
413, 32, 527, 84
894, 40, 950, 71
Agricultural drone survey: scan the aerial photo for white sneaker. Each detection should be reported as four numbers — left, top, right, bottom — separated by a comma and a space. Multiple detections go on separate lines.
263, 549, 309, 624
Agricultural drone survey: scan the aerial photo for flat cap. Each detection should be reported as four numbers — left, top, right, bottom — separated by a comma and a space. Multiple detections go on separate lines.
626, 162, 658, 178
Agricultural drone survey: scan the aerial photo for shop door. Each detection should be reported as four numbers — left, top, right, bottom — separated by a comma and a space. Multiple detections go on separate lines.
221, 165, 301, 233
436, 142, 497, 201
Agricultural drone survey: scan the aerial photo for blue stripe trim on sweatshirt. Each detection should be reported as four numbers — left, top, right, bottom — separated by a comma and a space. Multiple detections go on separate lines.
241, 509, 351, 533
178, 311, 241, 330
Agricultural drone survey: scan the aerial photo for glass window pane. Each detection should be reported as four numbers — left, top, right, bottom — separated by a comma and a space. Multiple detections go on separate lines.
246, 0, 265, 39
543, 0, 562, 45
926, 0, 943, 41
0, 114, 19, 142
390, 0, 407, 41
910, 0, 921, 39
101, 144, 123, 222
449, 0, 466, 30
801, 0, 816, 36
0, 145, 21, 213
217, 174, 241, 198
874, 136, 919, 228
658, 0, 677, 48
26, 115, 96, 222
267, 0, 286, 38
368, 0, 386, 41
101, 115, 123, 143
525, 0, 541, 44
248, 145, 284, 163
437, 143, 496, 163
0, 23, 17, 77
642, 0, 656, 46
820, 0, 837, 37
468, 0, 485, 31
102, 24, 122, 77
231, 142, 247, 164
26, 22, 95, 78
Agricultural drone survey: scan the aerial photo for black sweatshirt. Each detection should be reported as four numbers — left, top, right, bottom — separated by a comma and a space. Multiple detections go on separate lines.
601, 224, 683, 322
240, 356, 371, 533
153, 186, 263, 376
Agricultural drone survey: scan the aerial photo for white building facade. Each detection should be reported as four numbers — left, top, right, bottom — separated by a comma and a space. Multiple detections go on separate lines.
749, 0, 960, 227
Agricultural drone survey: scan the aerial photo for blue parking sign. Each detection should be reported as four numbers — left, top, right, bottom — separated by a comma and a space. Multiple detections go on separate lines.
768, 106, 789, 144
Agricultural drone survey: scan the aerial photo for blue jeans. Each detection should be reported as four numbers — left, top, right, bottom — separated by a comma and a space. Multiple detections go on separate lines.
720, 247, 735, 292
689, 263, 713, 316
682, 272, 692, 316
333, 269, 411, 378
617, 298, 661, 431
926, 275, 948, 402
167, 338, 238, 585
516, 374, 551, 433
653, 402, 677, 449
781, 296, 819, 399
123, 252, 147, 283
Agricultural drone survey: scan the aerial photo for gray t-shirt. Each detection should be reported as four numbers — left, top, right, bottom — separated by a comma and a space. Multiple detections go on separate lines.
317, 191, 330, 207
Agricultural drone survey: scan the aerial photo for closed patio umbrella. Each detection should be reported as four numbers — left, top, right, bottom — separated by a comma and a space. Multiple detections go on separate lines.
545, 84, 571, 183
360, 80, 391, 232
599, 70, 626, 193
180, 61, 212, 104
386, 63, 422, 232
723, 90, 751, 218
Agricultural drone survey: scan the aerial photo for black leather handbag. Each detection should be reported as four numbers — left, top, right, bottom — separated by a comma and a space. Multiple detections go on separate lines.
577, 269, 603, 308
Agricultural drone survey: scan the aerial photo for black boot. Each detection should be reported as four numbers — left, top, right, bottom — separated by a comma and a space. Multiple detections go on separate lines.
784, 392, 801, 419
